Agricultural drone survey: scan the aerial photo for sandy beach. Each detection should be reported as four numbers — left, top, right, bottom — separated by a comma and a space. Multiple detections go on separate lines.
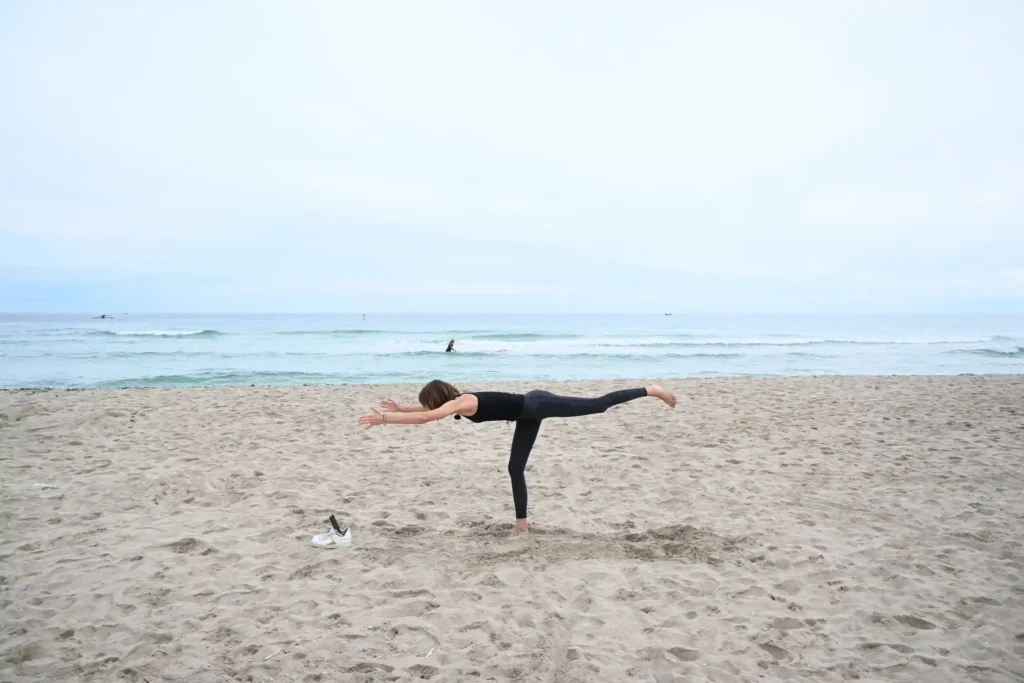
2, 375, 1023, 682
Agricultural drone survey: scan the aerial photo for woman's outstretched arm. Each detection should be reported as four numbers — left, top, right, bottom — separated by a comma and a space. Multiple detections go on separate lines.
359, 396, 468, 429
380, 399, 426, 413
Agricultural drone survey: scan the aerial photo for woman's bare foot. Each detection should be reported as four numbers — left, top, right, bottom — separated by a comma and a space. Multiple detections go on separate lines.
513, 519, 529, 534
646, 385, 677, 408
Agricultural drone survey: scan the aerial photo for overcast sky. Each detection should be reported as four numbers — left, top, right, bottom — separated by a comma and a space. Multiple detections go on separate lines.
1, 1, 1022, 313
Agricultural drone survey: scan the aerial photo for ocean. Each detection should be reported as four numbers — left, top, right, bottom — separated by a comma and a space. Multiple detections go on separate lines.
1, 313, 1021, 388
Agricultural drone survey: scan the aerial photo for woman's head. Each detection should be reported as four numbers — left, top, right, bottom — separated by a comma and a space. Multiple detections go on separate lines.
419, 379, 460, 410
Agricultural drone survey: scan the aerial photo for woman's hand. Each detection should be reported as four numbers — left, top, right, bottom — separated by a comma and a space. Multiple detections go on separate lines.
358, 408, 385, 429
380, 398, 400, 412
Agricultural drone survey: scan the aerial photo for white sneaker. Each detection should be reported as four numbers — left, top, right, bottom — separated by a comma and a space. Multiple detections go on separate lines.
311, 528, 351, 548
312, 515, 351, 549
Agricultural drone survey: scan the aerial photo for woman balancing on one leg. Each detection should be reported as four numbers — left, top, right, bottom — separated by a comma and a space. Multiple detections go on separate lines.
358, 380, 676, 533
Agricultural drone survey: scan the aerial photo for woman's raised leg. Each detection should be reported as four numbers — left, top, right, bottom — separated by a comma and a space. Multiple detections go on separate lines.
523, 385, 675, 420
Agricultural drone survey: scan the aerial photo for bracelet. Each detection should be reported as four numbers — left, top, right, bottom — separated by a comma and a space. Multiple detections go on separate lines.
382, 412, 388, 425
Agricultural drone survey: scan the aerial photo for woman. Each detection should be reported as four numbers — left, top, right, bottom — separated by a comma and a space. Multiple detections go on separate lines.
445, 339, 456, 352
358, 380, 676, 533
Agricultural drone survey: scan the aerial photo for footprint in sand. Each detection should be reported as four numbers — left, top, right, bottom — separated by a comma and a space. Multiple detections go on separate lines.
895, 615, 937, 630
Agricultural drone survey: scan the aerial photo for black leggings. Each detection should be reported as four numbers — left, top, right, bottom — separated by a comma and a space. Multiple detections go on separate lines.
508, 388, 647, 519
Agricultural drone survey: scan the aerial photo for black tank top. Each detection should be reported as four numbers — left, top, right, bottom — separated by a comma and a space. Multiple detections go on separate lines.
464, 392, 524, 423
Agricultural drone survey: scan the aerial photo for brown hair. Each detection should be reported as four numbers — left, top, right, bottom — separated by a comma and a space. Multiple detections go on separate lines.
418, 379, 461, 410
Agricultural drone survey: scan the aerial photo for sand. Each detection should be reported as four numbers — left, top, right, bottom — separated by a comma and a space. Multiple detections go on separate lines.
2, 375, 1023, 682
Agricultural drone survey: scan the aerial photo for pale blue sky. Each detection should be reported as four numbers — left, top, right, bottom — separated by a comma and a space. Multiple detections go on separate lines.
1, 1, 1022, 313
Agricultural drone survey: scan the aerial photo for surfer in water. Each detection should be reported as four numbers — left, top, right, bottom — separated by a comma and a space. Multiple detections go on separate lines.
359, 381, 676, 533
445, 339, 456, 352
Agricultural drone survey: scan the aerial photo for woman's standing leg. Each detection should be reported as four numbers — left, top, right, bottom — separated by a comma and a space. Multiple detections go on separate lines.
508, 419, 541, 532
